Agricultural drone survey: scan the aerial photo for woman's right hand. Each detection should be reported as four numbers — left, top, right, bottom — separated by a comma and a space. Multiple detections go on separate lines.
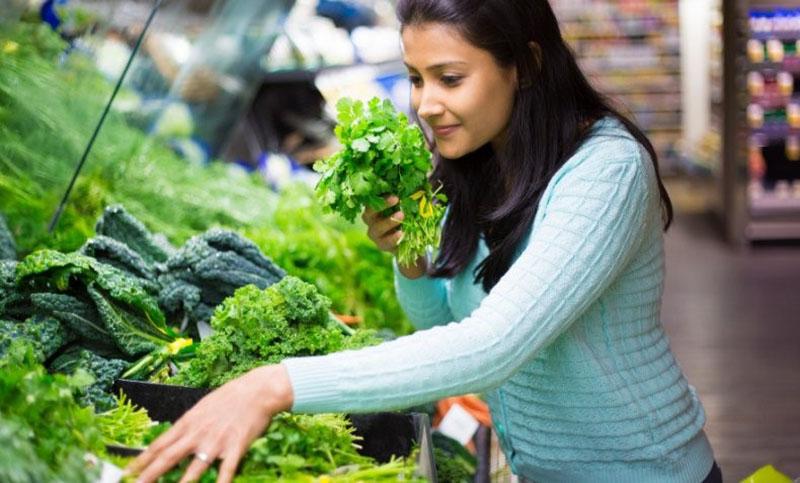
362, 196, 427, 279
362, 195, 404, 253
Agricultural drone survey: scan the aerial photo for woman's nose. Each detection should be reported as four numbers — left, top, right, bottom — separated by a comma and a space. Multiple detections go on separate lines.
416, 89, 446, 120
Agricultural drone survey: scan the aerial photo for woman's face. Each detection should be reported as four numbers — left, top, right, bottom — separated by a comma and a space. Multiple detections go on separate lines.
402, 22, 518, 159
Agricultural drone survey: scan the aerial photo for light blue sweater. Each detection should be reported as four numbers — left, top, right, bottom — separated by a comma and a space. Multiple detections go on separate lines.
283, 118, 715, 482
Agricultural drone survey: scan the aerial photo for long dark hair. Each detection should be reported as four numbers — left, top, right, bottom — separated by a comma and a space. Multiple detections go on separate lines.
397, 0, 673, 292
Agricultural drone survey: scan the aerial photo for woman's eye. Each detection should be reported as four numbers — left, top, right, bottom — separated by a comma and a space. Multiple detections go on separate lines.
408, 75, 422, 87
441, 75, 462, 86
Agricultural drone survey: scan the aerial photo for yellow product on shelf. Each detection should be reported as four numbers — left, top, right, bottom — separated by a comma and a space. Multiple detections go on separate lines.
748, 39, 766, 63
786, 135, 800, 160
767, 38, 785, 62
788, 102, 800, 127
748, 71, 765, 96
747, 103, 765, 128
777, 71, 794, 97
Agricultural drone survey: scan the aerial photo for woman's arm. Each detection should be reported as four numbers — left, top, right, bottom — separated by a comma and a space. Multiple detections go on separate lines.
284, 149, 653, 413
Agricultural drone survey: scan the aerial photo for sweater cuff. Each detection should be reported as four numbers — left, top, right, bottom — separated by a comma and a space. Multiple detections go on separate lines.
393, 258, 442, 309
281, 356, 343, 413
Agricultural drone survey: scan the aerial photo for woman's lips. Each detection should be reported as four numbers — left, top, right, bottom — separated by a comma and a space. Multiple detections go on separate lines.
432, 124, 460, 137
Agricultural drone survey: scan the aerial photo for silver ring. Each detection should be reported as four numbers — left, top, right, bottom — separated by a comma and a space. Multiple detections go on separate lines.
195, 451, 210, 463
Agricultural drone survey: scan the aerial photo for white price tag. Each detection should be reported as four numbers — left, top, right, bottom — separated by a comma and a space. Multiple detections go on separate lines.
437, 403, 480, 446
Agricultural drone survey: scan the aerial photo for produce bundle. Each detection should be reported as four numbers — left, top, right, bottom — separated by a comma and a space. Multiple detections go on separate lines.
314, 97, 447, 266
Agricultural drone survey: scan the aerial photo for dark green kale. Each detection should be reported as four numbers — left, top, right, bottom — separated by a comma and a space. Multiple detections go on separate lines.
0, 214, 16, 260
0, 260, 26, 319
49, 346, 129, 411
158, 229, 286, 332
0, 315, 72, 361
16, 250, 173, 356
80, 235, 159, 290
94, 205, 173, 264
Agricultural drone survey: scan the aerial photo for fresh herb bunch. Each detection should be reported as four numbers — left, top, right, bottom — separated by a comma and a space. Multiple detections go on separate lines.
0, 340, 104, 483
314, 97, 447, 266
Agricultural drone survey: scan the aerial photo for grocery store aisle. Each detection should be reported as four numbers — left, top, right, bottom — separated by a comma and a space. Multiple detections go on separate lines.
662, 212, 800, 481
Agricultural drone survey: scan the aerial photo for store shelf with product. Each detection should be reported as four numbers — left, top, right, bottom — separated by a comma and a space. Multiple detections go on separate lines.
552, 0, 683, 171
713, 1, 800, 243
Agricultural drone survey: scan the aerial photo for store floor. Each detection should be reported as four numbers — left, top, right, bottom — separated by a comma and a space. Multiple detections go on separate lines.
663, 211, 800, 481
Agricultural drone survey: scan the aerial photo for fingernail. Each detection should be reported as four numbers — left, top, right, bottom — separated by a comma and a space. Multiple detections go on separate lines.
387, 195, 399, 204
393, 212, 405, 221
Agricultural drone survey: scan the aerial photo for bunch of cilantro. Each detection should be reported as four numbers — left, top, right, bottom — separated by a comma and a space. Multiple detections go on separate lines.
314, 97, 447, 266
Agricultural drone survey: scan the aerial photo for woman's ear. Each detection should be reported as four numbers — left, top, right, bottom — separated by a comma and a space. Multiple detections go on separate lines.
519, 41, 542, 90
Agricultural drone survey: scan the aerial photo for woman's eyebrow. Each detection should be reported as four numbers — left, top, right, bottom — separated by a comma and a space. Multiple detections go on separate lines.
404, 61, 468, 72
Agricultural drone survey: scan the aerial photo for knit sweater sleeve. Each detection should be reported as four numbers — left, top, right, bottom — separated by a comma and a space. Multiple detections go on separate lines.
392, 259, 455, 330
282, 147, 652, 413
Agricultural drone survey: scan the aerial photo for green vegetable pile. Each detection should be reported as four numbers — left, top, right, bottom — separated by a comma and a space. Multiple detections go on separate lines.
314, 97, 447, 266
171, 276, 378, 388
0, 340, 105, 483
158, 228, 286, 335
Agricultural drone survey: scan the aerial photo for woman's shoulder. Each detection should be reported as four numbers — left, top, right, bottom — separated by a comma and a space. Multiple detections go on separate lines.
558, 116, 655, 183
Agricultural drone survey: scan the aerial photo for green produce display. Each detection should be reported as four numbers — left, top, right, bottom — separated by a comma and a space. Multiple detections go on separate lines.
314, 97, 447, 267
0, 22, 275, 255
0, 18, 439, 482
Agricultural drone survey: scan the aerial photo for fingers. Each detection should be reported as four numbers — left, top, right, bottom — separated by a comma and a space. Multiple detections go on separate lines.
361, 195, 399, 224
216, 444, 247, 483
134, 436, 196, 483
368, 210, 404, 239
178, 452, 213, 483
128, 424, 185, 475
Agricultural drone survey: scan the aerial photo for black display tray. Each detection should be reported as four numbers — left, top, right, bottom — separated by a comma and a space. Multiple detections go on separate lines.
111, 379, 437, 481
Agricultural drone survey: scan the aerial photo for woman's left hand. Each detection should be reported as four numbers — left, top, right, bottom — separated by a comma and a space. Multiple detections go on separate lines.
126, 364, 294, 483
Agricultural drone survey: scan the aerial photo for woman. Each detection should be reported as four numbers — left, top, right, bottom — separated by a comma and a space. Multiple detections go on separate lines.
131, 1, 721, 482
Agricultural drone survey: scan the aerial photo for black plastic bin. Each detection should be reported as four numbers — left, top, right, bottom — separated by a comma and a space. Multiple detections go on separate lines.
112, 379, 437, 481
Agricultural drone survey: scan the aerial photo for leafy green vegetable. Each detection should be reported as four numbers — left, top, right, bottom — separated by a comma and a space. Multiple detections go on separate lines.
49, 346, 129, 410
0, 213, 15, 260
314, 97, 446, 266
0, 315, 73, 361
171, 277, 378, 388
158, 229, 286, 333
80, 235, 159, 290
15, 249, 175, 357
96, 393, 153, 447
94, 204, 173, 265
0, 340, 104, 482
432, 432, 477, 483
